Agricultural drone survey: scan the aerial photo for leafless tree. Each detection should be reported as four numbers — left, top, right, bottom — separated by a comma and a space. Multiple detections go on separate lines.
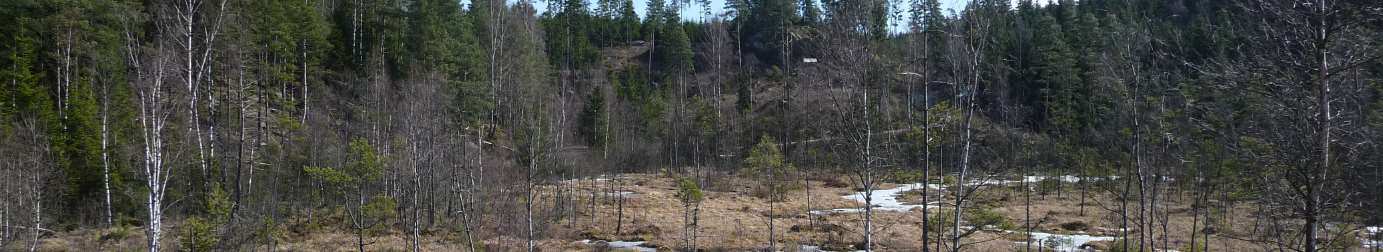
944, 1, 993, 251
400, 70, 449, 252
1207, 0, 1383, 251
124, 19, 176, 251
1098, 15, 1150, 251
491, 2, 552, 250
165, 0, 227, 183
817, 1, 896, 249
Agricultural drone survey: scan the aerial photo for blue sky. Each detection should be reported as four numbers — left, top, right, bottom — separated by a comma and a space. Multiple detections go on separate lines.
520, 0, 981, 32
514, 0, 1056, 33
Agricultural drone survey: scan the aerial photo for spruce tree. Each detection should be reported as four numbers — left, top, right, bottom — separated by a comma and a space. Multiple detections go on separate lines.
1033, 13, 1080, 135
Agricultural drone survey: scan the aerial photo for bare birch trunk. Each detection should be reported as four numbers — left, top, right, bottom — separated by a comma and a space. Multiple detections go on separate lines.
29, 166, 40, 252
865, 83, 875, 250
100, 77, 114, 228
127, 28, 173, 250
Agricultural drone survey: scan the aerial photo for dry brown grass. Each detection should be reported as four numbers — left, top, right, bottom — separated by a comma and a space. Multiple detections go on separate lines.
20, 173, 1379, 251
546, 174, 1377, 251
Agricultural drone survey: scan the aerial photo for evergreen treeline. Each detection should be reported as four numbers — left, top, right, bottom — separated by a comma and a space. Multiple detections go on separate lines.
0, 0, 1379, 251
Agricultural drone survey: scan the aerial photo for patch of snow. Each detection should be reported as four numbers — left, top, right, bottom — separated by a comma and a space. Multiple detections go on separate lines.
577, 239, 657, 252
1363, 226, 1383, 248
960, 175, 1102, 187
811, 183, 943, 215
1024, 175, 1083, 183
965, 178, 1017, 186
797, 244, 866, 252
1013, 231, 1116, 252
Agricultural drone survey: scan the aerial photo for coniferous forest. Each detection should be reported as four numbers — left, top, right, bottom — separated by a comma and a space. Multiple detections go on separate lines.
1, 0, 1381, 251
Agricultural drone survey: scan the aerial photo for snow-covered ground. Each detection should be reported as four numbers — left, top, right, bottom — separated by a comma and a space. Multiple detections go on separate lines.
797, 244, 866, 252
576, 239, 657, 252
963, 175, 1104, 187
1364, 226, 1382, 248
1013, 231, 1117, 252
811, 183, 943, 214
810, 175, 1119, 215
1025, 175, 1084, 183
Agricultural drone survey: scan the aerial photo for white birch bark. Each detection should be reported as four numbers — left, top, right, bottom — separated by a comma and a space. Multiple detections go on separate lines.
126, 21, 173, 250
29, 165, 40, 252
100, 75, 114, 228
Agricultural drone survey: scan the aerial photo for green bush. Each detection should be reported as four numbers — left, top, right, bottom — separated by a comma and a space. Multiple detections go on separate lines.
179, 183, 232, 251
363, 196, 398, 235
100, 223, 133, 242
258, 217, 285, 246
966, 207, 1014, 230
1106, 238, 1141, 252
180, 217, 219, 251
1059, 221, 1089, 231
926, 210, 956, 234
889, 170, 928, 184
744, 136, 800, 201
676, 177, 704, 206
1038, 177, 1061, 196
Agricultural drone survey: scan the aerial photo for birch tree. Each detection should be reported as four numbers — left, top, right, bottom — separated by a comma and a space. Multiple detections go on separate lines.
165, 0, 226, 183
946, 1, 994, 250
1213, 0, 1383, 250
818, 1, 893, 249
124, 20, 175, 250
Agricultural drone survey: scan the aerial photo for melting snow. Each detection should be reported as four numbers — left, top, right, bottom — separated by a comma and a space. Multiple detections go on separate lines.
811, 183, 943, 214
1025, 175, 1084, 183
1364, 226, 1382, 248
810, 176, 1112, 215
1013, 231, 1116, 252
963, 175, 1099, 187
798, 244, 866, 252
577, 239, 657, 252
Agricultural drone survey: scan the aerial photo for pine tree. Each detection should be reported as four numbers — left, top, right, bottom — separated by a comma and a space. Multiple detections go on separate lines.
304, 138, 390, 252
743, 0, 798, 67
544, 0, 599, 68
617, 0, 641, 43
1033, 13, 1079, 135
6, 30, 53, 130
799, 0, 821, 26
57, 72, 103, 221
658, 21, 694, 74
578, 92, 607, 147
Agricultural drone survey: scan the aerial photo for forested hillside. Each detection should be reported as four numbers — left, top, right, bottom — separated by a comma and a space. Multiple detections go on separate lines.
0, 0, 1380, 251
